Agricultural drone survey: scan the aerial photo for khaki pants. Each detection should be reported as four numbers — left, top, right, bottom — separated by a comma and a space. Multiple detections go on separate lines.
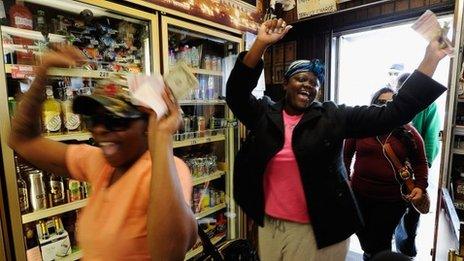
259, 215, 349, 261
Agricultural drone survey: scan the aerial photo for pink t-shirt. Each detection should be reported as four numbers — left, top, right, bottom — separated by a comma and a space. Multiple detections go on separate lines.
66, 144, 192, 260
263, 110, 310, 223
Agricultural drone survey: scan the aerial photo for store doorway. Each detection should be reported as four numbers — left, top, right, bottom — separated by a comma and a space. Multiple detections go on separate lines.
331, 16, 452, 261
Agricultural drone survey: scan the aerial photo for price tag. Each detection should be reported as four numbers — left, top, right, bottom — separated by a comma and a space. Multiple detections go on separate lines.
99, 71, 110, 78
11, 65, 35, 79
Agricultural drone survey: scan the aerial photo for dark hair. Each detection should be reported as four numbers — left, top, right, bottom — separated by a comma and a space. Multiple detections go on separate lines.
397, 73, 411, 89
370, 87, 396, 105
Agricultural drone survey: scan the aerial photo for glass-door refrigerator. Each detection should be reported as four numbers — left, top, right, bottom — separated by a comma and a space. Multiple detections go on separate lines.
160, 15, 244, 260
0, 0, 159, 260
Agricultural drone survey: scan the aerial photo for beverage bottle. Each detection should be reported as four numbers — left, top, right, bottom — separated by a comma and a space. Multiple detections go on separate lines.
15, 156, 29, 214
24, 223, 41, 260
68, 179, 81, 202
42, 86, 62, 133
38, 220, 49, 240
61, 87, 81, 133
28, 170, 47, 211
9, 0, 34, 64
0, 1, 7, 26
49, 174, 65, 207
53, 216, 64, 235
35, 10, 46, 33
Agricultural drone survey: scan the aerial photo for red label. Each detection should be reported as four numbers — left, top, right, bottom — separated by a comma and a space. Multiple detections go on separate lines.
10, 65, 35, 79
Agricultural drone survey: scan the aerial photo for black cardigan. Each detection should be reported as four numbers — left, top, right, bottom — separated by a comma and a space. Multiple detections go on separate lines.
226, 52, 446, 249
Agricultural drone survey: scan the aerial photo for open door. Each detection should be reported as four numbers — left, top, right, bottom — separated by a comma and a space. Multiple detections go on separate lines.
433, 0, 464, 259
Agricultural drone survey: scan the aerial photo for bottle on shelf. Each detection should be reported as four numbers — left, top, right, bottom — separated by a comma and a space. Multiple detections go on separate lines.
17, 165, 29, 214
38, 219, 49, 240
35, 9, 48, 38
68, 179, 81, 202
28, 170, 47, 212
49, 174, 65, 207
0, 1, 6, 26
53, 216, 64, 235
24, 223, 41, 259
42, 86, 62, 134
8, 0, 34, 65
61, 87, 81, 133
8, 97, 17, 118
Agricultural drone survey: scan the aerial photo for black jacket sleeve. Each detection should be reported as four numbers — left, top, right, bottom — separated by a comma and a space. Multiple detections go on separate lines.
226, 52, 266, 131
341, 70, 447, 138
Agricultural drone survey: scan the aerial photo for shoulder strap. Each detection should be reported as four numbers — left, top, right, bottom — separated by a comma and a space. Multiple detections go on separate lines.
197, 224, 223, 260
383, 143, 415, 192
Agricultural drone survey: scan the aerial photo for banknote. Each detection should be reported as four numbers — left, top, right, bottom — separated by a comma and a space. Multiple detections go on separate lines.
127, 74, 168, 117
164, 61, 199, 100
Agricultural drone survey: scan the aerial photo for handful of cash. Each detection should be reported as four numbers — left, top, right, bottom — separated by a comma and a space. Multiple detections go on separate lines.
127, 61, 198, 117
411, 10, 453, 56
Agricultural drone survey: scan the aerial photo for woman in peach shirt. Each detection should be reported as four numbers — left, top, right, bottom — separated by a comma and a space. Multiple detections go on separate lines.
8, 46, 197, 260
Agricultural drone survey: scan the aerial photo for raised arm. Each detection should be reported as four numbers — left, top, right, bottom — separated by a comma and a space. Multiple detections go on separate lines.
8, 46, 85, 177
146, 88, 196, 260
342, 38, 448, 138
226, 19, 291, 130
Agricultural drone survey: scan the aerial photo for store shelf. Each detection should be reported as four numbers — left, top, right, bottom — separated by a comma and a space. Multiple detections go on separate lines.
45, 132, 92, 142
56, 250, 83, 261
174, 134, 225, 148
185, 234, 225, 260
191, 68, 222, 76
195, 203, 227, 220
179, 100, 226, 106
22, 199, 88, 224
455, 125, 464, 136
4, 64, 130, 79
193, 171, 226, 186
1, 25, 66, 43
458, 97, 464, 103
454, 148, 464, 155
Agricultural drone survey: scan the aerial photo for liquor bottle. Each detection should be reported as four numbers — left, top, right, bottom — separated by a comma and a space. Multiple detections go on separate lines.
15, 156, 29, 214
42, 86, 62, 133
24, 223, 41, 260
38, 220, 49, 240
61, 87, 81, 133
0, 1, 7, 26
68, 179, 81, 202
9, 0, 34, 64
53, 216, 64, 235
28, 170, 47, 211
35, 9, 48, 42
81, 181, 91, 198
49, 174, 65, 206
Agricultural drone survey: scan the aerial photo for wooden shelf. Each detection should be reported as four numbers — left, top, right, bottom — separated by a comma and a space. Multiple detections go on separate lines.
56, 250, 83, 261
455, 125, 464, 136
185, 234, 225, 260
174, 134, 225, 148
195, 203, 226, 220
45, 132, 92, 142
4, 64, 132, 79
22, 199, 88, 224
191, 68, 222, 76
179, 100, 226, 106
193, 171, 226, 186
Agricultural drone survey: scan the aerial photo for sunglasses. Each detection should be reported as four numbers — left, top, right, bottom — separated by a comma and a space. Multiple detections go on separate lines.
83, 114, 146, 132
376, 99, 391, 105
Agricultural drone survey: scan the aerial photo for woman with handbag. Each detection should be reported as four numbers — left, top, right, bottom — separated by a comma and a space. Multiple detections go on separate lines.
344, 87, 428, 261
226, 17, 446, 261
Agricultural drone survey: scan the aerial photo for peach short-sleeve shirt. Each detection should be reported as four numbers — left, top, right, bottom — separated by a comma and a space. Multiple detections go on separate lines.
66, 144, 192, 260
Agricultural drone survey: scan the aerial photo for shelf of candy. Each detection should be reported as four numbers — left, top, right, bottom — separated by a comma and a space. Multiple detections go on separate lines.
16, 156, 90, 224
192, 183, 227, 219
185, 213, 227, 260
3, 1, 147, 74
24, 210, 81, 261
185, 154, 226, 186
174, 113, 228, 141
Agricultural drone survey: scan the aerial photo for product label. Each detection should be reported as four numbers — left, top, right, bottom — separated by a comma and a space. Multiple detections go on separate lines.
14, 16, 32, 29
50, 181, 64, 203
31, 193, 46, 210
44, 113, 61, 132
18, 187, 29, 211
64, 113, 80, 130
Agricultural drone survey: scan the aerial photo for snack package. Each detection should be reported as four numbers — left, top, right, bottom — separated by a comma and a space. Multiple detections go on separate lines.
412, 10, 454, 56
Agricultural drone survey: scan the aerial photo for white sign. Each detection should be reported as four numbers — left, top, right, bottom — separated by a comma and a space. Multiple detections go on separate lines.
297, 0, 337, 19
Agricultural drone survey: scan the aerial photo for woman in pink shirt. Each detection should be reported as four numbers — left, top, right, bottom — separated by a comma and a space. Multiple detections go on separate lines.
8, 45, 197, 260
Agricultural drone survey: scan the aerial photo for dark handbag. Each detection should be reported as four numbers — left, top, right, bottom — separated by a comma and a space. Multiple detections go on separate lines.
383, 143, 430, 214
193, 224, 260, 261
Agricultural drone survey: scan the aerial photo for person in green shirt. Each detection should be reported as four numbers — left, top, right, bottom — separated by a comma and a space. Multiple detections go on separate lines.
394, 72, 441, 257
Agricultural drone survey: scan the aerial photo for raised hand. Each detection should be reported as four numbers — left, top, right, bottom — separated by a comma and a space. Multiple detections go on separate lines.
256, 18, 292, 47
39, 44, 85, 69
147, 86, 182, 136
